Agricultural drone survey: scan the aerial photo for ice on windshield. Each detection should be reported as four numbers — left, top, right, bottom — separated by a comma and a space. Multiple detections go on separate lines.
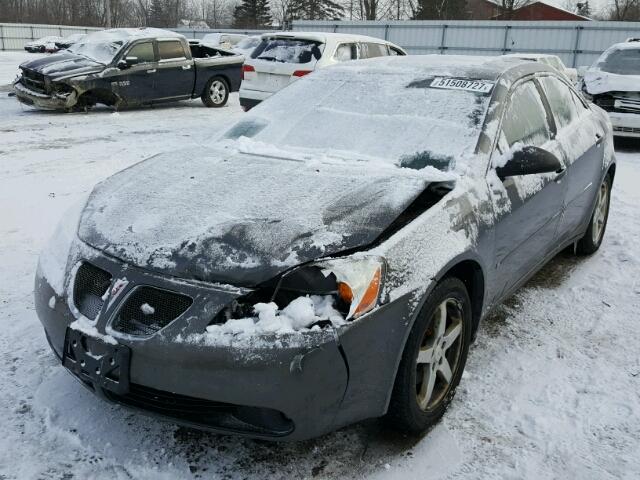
595, 47, 640, 75
229, 68, 491, 170
252, 38, 324, 64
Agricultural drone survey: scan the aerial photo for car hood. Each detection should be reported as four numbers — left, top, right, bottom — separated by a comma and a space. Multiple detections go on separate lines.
583, 69, 640, 95
77, 147, 449, 287
20, 52, 104, 80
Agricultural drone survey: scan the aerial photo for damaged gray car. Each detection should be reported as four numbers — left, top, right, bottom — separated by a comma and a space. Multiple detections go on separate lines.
35, 55, 615, 440
14, 28, 242, 111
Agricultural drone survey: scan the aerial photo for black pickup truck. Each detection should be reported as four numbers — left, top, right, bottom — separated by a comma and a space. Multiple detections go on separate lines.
14, 28, 243, 111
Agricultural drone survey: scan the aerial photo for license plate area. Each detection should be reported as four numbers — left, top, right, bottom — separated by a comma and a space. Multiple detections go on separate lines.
63, 328, 131, 395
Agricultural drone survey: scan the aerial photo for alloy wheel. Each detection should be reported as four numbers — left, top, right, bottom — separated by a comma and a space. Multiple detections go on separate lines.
209, 80, 226, 105
415, 298, 464, 411
592, 180, 610, 245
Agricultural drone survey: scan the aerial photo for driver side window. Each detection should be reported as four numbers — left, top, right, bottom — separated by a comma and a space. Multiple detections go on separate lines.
502, 80, 552, 148
126, 42, 155, 64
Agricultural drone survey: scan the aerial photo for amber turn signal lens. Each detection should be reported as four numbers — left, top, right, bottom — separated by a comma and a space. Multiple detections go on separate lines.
353, 267, 382, 318
337, 282, 353, 304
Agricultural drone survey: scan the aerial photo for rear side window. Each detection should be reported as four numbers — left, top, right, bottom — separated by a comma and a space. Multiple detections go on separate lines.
126, 42, 155, 63
359, 43, 388, 59
251, 38, 324, 64
502, 81, 551, 147
334, 43, 357, 61
158, 40, 186, 61
538, 76, 579, 130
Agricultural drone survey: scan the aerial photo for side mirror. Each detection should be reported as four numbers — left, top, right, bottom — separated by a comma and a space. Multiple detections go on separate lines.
117, 56, 139, 69
496, 146, 563, 179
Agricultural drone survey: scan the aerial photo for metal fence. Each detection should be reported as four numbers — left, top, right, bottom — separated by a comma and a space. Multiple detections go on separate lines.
4, 20, 640, 67
0, 23, 101, 50
0, 22, 275, 51
292, 20, 640, 67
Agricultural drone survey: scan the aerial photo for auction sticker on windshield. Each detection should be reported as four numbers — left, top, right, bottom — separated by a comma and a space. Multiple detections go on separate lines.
430, 77, 495, 93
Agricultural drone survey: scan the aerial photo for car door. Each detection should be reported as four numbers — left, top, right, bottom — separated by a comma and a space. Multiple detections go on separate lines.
538, 75, 604, 241
154, 39, 193, 100
113, 41, 157, 104
491, 78, 568, 294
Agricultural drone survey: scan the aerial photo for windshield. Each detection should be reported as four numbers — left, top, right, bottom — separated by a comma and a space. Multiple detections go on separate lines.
68, 30, 129, 64
236, 36, 260, 50
224, 69, 491, 170
251, 38, 324, 64
202, 33, 221, 44
595, 47, 640, 75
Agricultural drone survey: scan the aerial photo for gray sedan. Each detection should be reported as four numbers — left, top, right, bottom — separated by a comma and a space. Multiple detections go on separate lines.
34, 55, 614, 440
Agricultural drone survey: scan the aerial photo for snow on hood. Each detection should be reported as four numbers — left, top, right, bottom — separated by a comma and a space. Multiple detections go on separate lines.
20, 51, 104, 80
78, 147, 452, 287
583, 69, 640, 95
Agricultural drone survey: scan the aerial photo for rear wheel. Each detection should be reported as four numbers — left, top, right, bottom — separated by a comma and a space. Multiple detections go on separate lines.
385, 277, 472, 434
576, 174, 611, 255
202, 76, 229, 108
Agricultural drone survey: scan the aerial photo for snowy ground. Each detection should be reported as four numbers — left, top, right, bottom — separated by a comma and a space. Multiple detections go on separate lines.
1, 52, 639, 479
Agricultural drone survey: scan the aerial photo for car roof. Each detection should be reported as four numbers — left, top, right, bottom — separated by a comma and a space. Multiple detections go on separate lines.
328, 54, 552, 83
260, 31, 399, 46
504, 53, 561, 61
606, 41, 640, 51
95, 28, 184, 42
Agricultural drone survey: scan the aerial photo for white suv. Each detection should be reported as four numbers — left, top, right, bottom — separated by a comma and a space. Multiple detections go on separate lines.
239, 32, 406, 110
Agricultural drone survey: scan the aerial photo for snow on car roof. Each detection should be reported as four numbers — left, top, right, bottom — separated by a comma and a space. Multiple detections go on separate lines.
260, 31, 398, 46
327, 54, 531, 80
85, 28, 184, 43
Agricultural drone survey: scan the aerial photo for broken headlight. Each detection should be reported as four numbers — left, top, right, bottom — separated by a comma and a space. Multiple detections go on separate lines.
210, 256, 387, 327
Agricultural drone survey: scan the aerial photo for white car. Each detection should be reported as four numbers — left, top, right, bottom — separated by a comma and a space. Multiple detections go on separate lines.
239, 32, 406, 110
201, 33, 248, 50
504, 53, 578, 84
232, 35, 261, 58
581, 40, 640, 137
24, 36, 63, 53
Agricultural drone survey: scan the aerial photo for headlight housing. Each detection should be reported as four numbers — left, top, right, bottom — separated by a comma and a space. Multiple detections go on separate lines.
210, 255, 387, 330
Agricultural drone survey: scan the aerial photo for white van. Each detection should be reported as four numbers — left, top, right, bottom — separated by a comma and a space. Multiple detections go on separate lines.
239, 32, 406, 110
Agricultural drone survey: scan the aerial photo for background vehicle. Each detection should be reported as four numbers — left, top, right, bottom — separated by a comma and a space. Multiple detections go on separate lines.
581, 40, 640, 137
504, 53, 578, 84
24, 36, 63, 53
13, 28, 243, 111
201, 33, 247, 50
34, 56, 614, 441
54, 33, 86, 51
232, 35, 261, 58
239, 32, 406, 110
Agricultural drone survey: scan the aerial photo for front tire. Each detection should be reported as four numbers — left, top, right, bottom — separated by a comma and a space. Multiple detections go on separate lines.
202, 76, 229, 108
576, 174, 612, 255
385, 277, 472, 435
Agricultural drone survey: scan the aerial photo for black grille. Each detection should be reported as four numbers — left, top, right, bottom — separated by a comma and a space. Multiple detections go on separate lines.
111, 287, 192, 336
73, 262, 112, 320
106, 384, 294, 436
21, 68, 47, 94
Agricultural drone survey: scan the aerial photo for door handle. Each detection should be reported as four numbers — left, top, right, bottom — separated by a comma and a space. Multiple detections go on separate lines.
146, 69, 156, 73
595, 133, 604, 145
554, 167, 567, 182
182, 65, 191, 70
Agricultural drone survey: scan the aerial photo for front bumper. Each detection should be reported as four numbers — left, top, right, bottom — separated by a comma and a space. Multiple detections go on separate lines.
13, 80, 78, 110
608, 111, 640, 138
35, 245, 415, 440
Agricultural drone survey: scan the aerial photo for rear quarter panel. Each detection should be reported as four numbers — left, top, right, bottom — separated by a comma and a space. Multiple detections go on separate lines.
193, 56, 243, 96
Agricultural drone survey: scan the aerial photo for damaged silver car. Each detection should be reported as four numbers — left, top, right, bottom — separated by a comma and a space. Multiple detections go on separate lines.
35, 55, 615, 440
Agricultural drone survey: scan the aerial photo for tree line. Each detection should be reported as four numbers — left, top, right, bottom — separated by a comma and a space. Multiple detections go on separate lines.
1, 0, 637, 30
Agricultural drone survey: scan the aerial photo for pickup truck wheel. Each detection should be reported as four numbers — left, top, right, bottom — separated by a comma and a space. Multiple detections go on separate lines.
202, 77, 229, 108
